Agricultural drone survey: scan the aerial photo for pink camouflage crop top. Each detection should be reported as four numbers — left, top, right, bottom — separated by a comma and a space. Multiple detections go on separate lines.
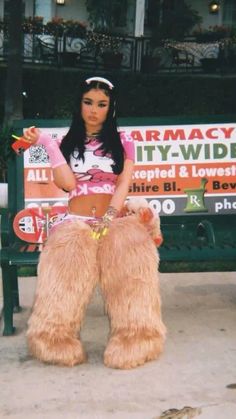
68, 132, 135, 199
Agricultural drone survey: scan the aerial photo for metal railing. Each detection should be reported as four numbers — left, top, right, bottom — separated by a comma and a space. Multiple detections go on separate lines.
1, 31, 235, 74
0, 31, 154, 72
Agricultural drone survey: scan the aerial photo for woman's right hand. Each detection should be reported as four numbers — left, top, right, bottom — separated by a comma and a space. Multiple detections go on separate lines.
24, 126, 41, 145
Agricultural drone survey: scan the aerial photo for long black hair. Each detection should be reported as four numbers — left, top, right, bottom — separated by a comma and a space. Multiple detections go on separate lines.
60, 78, 124, 174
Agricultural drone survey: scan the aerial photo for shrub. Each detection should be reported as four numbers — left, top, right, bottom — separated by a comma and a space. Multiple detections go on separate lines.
0, 68, 236, 122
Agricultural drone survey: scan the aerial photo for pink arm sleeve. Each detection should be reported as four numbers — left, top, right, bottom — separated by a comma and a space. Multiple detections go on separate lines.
120, 132, 135, 162
36, 132, 67, 169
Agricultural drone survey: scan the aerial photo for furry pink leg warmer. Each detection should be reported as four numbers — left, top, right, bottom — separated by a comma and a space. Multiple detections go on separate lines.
27, 220, 98, 366
98, 215, 166, 369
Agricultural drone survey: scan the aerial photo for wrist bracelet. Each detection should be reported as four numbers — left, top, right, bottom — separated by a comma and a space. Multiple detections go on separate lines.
103, 206, 118, 223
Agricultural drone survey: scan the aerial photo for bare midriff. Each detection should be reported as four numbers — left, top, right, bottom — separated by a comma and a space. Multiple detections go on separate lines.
68, 194, 112, 217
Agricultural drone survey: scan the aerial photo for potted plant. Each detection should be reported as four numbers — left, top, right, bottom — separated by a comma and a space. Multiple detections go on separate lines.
99, 33, 123, 69
44, 18, 87, 38
85, 0, 127, 69
22, 16, 44, 34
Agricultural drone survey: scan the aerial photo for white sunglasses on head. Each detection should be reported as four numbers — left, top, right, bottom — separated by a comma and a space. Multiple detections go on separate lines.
85, 77, 114, 90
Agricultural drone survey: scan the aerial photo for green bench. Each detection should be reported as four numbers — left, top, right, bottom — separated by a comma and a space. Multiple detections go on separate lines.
1, 117, 236, 336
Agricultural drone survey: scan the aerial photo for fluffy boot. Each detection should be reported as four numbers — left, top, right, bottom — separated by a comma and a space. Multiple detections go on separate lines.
98, 215, 166, 370
27, 220, 98, 366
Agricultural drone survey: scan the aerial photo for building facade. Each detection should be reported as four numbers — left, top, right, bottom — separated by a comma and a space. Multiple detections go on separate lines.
0, 1, 235, 35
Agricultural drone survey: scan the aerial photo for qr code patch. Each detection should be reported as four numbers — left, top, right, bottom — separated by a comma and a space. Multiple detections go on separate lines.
29, 145, 49, 164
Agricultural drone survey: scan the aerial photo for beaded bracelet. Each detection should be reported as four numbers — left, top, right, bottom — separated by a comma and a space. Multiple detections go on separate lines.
91, 206, 118, 240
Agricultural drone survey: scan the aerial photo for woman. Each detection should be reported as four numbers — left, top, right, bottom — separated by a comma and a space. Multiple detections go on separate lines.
25, 76, 166, 369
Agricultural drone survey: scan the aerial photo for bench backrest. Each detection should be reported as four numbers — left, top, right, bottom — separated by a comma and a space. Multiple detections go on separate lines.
9, 115, 236, 245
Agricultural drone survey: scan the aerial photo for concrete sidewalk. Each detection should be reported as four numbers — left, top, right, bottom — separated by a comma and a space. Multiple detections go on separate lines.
0, 272, 236, 419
